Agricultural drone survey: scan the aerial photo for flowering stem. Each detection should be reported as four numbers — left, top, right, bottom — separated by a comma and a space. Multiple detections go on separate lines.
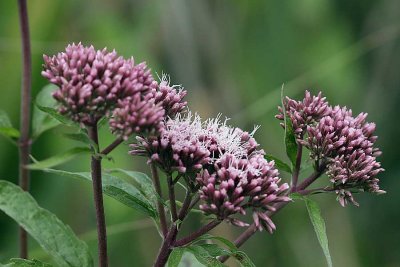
291, 143, 303, 191
297, 165, 326, 190
154, 223, 178, 267
17, 0, 32, 259
88, 126, 108, 267
150, 163, 168, 237
188, 194, 200, 210
219, 169, 326, 263
167, 173, 178, 222
178, 189, 192, 220
101, 137, 123, 155
174, 220, 221, 247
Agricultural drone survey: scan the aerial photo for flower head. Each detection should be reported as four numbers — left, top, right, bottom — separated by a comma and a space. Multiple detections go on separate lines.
130, 112, 262, 175
282, 92, 385, 206
42, 43, 155, 125
109, 95, 165, 140
149, 74, 187, 117
130, 112, 211, 174
197, 153, 290, 233
276, 91, 331, 138
202, 116, 261, 161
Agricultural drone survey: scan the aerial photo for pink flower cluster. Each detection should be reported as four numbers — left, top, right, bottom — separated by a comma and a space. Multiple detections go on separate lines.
131, 112, 290, 231
42, 43, 186, 139
197, 154, 290, 232
276, 91, 330, 138
277, 92, 385, 206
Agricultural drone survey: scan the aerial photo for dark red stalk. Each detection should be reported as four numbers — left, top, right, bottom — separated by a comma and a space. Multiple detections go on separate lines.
167, 174, 178, 222
153, 223, 178, 267
150, 163, 168, 237
17, 0, 31, 259
88, 126, 108, 267
174, 220, 221, 247
100, 137, 123, 155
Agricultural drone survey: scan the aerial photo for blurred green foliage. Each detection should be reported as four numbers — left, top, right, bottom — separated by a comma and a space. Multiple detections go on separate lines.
0, 0, 399, 266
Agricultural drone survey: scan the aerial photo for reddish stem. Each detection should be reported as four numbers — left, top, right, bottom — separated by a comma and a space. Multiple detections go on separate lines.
17, 0, 32, 259
88, 126, 108, 267
150, 163, 168, 237
174, 220, 221, 247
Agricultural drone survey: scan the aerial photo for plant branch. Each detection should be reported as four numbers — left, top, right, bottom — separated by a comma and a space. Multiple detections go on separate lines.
297, 164, 326, 190
178, 189, 192, 220
100, 137, 123, 155
150, 163, 168, 238
167, 173, 178, 222
17, 0, 32, 259
188, 194, 200, 210
88, 126, 108, 267
153, 223, 178, 267
174, 220, 221, 247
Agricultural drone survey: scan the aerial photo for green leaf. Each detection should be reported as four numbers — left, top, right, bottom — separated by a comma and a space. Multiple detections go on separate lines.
265, 154, 292, 174
97, 116, 108, 129
280, 86, 298, 167
232, 251, 256, 267
63, 132, 99, 153
168, 248, 185, 267
35, 105, 77, 127
107, 169, 160, 207
304, 197, 333, 267
186, 246, 225, 267
32, 85, 60, 139
27, 147, 92, 170
3, 259, 52, 267
0, 181, 93, 267
197, 244, 231, 257
193, 234, 238, 252
44, 169, 157, 218
0, 110, 20, 140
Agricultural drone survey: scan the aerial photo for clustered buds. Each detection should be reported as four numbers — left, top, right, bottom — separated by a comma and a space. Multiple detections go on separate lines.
130, 112, 211, 174
149, 74, 187, 117
42, 43, 187, 140
42, 43, 154, 125
198, 154, 290, 232
131, 111, 290, 231
277, 92, 385, 206
276, 91, 330, 138
109, 95, 165, 140
43, 43, 385, 238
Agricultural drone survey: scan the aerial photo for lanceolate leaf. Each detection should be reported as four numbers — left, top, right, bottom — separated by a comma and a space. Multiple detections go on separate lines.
44, 169, 157, 218
192, 235, 256, 267
193, 234, 238, 251
32, 85, 60, 139
232, 251, 256, 267
265, 154, 292, 174
280, 86, 298, 167
35, 105, 77, 127
167, 248, 185, 267
2, 259, 52, 267
0, 110, 20, 140
304, 197, 333, 267
27, 147, 92, 170
185, 245, 225, 267
107, 169, 159, 205
0, 181, 93, 267
63, 132, 99, 152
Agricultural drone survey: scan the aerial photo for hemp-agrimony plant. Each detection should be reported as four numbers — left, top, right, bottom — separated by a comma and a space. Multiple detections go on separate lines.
0, 41, 384, 267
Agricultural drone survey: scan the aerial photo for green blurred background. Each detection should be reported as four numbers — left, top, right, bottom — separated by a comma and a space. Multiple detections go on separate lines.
1, 0, 399, 266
